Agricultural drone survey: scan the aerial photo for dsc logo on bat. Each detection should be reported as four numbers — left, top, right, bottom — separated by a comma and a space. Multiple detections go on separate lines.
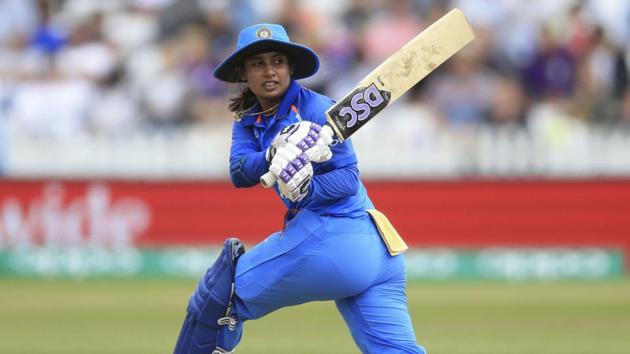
341, 84, 388, 128
327, 83, 391, 139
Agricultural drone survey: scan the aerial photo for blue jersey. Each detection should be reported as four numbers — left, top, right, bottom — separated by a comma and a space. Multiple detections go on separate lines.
229, 80, 374, 217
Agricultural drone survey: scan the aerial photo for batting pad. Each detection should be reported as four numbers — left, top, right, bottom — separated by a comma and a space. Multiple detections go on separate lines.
173, 238, 245, 354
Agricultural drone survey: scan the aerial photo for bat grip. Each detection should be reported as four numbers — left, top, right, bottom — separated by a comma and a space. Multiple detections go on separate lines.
260, 171, 276, 188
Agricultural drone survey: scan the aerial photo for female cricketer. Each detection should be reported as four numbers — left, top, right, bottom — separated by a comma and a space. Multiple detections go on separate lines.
173, 23, 425, 354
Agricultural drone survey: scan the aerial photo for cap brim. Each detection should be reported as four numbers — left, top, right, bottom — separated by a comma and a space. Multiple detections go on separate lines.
213, 39, 320, 83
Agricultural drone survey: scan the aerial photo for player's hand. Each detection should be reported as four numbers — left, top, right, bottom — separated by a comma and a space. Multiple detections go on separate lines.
269, 144, 313, 201
266, 122, 333, 163
305, 124, 333, 163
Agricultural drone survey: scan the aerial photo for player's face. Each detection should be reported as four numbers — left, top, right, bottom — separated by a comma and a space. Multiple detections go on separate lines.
242, 52, 292, 110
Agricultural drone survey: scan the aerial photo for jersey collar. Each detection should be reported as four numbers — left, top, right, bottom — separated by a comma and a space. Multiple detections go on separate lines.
240, 80, 300, 127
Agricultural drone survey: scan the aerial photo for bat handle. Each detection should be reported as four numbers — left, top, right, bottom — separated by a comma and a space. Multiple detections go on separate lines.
260, 171, 276, 188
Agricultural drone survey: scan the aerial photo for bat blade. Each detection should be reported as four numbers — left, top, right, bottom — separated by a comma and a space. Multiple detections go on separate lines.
326, 8, 475, 142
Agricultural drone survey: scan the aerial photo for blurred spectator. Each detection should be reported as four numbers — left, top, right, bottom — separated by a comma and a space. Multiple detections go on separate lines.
487, 76, 527, 126
521, 25, 576, 100
617, 89, 630, 127
139, 38, 191, 128
218, 0, 259, 31
585, 0, 630, 49
201, 2, 236, 58
572, 26, 618, 124
55, 12, 116, 81
0, 27, 49, 83
564, 1, 594, 58
101, 3, 159, 55
8, 65, 97, 138
425, 44, 496, 127
5, 4, 115, 139
157, 0, 204, 38
177, 23, 229, 124
0, 0, 38, 46
342, 0, 372, 32
612, 47, 629, 99
30, 0, 68, 55
0, 0, 628, 144
88, 65, 142, 137
359, 0, 424, 65
178, 24, 221, 97
452, 0, 509, 31
584, 27, 617, 98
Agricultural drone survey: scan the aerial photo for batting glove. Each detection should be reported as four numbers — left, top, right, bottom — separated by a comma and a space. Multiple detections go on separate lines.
304, 124, 333, 163
266, 122, 333, 163
269, 144, 313, 202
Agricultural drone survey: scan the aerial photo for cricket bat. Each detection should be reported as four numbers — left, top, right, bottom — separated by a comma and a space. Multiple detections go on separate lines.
261, 8, 474, 188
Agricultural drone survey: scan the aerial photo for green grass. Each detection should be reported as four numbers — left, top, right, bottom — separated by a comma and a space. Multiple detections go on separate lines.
0, 278, 629, 354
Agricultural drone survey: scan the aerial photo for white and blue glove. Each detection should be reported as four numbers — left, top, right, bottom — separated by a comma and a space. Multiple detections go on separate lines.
269, 144, 313, 201
266, 121, 333, 164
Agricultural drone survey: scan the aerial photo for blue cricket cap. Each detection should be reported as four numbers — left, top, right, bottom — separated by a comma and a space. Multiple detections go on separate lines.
213, 23, 320, 83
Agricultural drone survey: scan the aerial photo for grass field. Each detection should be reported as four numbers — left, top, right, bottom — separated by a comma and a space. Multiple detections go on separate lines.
1, 278, 629, 354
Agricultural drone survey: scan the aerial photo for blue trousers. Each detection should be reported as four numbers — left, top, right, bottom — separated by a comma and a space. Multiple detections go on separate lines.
233, 210, 425, 353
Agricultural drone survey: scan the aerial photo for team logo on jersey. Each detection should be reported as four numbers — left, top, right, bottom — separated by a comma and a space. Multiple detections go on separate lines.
256, 28, 272, 38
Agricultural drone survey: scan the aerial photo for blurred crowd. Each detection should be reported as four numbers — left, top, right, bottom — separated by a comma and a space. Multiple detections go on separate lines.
0, 0, 629, 142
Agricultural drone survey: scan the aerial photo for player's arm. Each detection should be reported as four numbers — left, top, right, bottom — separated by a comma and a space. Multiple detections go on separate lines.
295, 95, 361, 202
229, 121, 269, 188
310, 162, 360, 200
297, 138, 360, 206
